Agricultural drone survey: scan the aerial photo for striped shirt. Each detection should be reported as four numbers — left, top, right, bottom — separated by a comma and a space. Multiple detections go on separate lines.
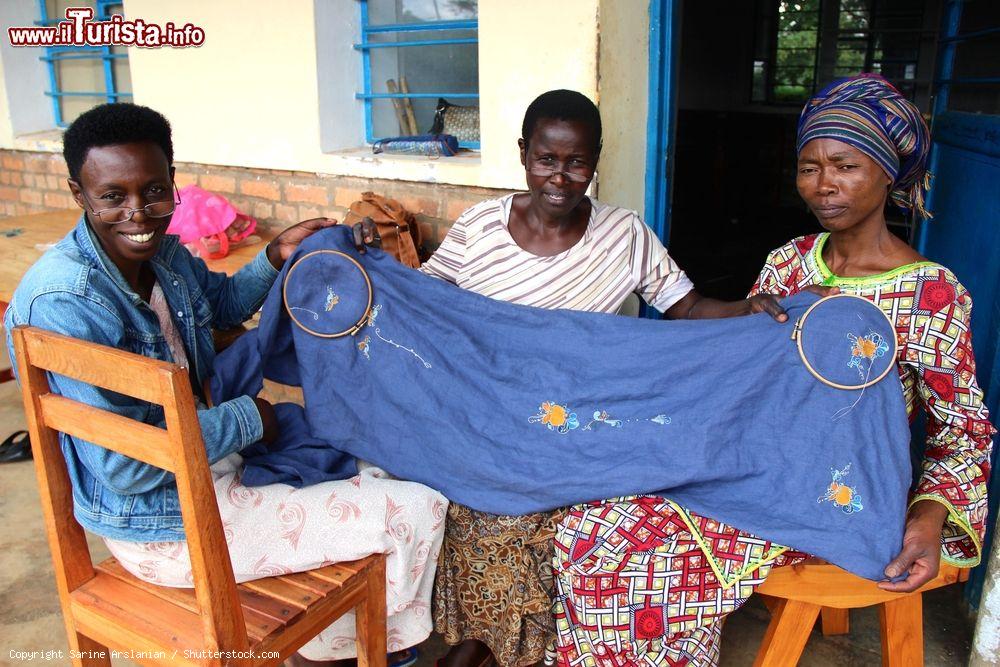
420, 194, 693, 313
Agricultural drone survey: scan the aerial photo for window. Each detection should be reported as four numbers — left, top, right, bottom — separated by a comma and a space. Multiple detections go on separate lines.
354, 0, 479, 149
38, 0, 132, 127
772, 0, 821, 103
752, 0, 928, 105
942, 0, 1000, 115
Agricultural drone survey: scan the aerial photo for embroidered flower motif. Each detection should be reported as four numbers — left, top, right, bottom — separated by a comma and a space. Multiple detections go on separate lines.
367, 303, 382, 326
358, 335, 370, 360
818, 464, 863, 514
324, 286, 339, 311
583, 410, 623, 430
529, 402, 579, 434
847, 329, 889, 380
576, 410, 673, 431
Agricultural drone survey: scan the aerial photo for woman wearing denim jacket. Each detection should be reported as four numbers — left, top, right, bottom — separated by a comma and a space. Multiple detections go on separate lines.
5, 103, 447, 664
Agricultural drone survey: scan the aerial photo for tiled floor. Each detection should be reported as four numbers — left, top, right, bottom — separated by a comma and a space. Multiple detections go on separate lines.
0, 342, 975, 666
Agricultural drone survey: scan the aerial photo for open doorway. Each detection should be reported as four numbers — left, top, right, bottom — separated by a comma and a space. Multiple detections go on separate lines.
667, 0, 942, 300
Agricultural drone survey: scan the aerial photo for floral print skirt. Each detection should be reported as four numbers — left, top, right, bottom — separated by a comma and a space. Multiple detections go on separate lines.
434, 502, 567, 667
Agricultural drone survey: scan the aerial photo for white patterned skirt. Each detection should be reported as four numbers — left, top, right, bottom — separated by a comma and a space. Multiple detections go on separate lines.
105, 455, 448, 660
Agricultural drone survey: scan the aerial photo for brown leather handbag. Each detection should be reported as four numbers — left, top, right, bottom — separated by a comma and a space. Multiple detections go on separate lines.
342, 192, 422, 268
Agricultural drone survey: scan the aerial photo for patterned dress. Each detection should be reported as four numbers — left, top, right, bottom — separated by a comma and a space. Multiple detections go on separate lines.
553, 232, 996, 666
420, 194, 694, 667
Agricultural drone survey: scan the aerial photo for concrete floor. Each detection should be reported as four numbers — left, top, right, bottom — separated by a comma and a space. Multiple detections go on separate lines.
0, 342, 976, 666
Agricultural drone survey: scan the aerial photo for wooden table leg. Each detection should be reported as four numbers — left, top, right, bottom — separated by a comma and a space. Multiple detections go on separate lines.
753, 598, 821, 667
879, 595, 923, 667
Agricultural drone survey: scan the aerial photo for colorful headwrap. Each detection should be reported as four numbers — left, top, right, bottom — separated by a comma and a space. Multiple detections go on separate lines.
797, 74, 932, 218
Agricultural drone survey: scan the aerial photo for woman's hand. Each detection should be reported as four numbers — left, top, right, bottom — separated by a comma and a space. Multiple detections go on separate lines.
877, 500, 948, 593
746, 285, 841, 322
746, 294, 790, 322
352, 216, 381, 254
669, 285, 841, 321
266, 217, 338, 269
253, 397, 279, 444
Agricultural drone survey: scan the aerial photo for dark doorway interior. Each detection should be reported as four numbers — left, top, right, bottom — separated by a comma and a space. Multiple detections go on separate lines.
669, 0, 942, 300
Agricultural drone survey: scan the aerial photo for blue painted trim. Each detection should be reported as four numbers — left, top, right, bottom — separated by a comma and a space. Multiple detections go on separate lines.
354, 37, 478, 50
37, 0, 127, 126
44, 91, 132, 97
936, 77, 1000, 85
643, 0, 681, 241
364, 19, 477, 33
916, 0, 962, 256
642, 0, 681, 319
46, 45, 112, 53
938, 26, 1000, 42
37, 0, 62, 127
930, 112, 1000, 158
355, 92, 479, 100
41, 54, 128, 61
361, 0, 375, 145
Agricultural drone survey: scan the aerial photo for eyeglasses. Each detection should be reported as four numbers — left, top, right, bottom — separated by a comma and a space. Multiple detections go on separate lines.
526, 159, 595, 183
79, 182, 181, 225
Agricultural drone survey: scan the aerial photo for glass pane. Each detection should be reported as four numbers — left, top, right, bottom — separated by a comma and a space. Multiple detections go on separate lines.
838, 0, 870, 31
836, 44, 867, 72
44, 0, 131, 125
774, 0, 819, 103
369, 39, 479, 139
777, 30, 817, 48
950, 27, 1000, 114
752, 60, 767, 102
777, 47, 818, 69
369, 0, 478, 26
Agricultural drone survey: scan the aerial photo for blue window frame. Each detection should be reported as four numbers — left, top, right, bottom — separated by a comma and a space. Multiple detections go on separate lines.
354, 0, 480, 150
37, 0, 132, 128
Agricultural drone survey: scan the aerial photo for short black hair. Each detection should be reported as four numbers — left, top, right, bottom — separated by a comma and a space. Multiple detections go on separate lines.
521, 89, 602, 154
62, 103, 173, 180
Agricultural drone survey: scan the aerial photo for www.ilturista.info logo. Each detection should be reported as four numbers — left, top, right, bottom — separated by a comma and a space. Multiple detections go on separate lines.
7, 7, 204, 48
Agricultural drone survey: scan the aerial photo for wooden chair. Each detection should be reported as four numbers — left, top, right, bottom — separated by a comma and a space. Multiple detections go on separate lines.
753, 560, 968, 667
12, 325, 388, 667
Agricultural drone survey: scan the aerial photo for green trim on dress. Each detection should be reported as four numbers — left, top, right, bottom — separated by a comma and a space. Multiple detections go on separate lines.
812, 233, 939, 287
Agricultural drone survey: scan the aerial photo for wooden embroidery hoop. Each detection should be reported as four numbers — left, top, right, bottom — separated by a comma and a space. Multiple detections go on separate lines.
283, 249, 373, 338
790, 293, 897, 390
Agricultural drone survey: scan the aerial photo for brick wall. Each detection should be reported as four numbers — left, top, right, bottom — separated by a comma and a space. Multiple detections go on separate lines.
0, 149, 512, 252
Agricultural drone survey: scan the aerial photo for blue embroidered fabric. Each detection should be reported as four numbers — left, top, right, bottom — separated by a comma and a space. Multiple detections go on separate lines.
213, 226, 912, 581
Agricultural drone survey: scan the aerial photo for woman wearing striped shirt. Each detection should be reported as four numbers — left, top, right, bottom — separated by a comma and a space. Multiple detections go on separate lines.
420, 89, 806, 667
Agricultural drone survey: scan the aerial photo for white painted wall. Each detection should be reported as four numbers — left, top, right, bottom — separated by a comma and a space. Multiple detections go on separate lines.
477, 0, 600, 189
0, 1, 58, 141
596, 0, 649, 214
0, 0, 608, 192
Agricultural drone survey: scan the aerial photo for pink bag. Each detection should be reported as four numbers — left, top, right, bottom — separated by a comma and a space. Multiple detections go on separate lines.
167, 185, 257, 259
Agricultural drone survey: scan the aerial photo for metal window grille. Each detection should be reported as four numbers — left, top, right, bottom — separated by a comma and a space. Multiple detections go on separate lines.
38, 0, 132, 128
354, 0, 480, 150
753, 0, 928, 106
933, 0, 1000, 115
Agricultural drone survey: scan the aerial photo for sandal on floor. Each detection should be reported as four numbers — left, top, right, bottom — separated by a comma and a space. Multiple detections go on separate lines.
0, 430, 30, 463
389, 649, 418, 667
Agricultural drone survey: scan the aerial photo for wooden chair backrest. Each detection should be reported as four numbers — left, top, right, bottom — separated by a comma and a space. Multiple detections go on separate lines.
11, 325, 249, 653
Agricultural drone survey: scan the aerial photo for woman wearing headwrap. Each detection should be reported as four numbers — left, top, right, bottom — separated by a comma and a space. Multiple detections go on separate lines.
553, 74, 995, 665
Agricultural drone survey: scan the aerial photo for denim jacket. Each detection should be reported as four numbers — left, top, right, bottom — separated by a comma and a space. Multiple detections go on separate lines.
4, 217, 278, 541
